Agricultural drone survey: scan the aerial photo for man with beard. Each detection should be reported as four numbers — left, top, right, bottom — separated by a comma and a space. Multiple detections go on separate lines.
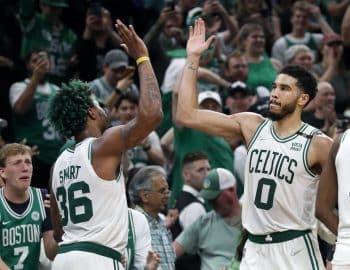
175, 19, 333, 270
48, 19, 163, 270
9, 49, 63, 189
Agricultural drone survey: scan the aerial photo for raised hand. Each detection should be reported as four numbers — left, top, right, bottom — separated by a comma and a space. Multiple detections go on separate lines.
115, 19, 148, 60
186, 18, 216, 58
145, 250, 160, 270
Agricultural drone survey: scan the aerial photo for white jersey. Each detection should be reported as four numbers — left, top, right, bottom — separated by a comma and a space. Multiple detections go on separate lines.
335, 129, 350, 244
243, 119, 319, 234
51, 138, 128, 254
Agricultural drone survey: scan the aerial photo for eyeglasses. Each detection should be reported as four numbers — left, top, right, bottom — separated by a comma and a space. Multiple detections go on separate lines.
144, 189, 171, 196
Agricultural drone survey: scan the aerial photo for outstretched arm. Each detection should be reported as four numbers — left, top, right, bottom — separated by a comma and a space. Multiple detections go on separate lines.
96, 20, 163, 155
175, 19, 261, 141
316, 134, 340, 235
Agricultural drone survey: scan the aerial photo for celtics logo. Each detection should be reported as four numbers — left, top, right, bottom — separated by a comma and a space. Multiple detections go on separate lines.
203, 178, 211, 189
31, 211, 40, 221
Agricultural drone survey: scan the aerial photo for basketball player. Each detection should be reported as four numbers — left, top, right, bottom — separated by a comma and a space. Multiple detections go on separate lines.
175, 18, 332, 269
48, 19, 163, 270
317, 129, 350, 269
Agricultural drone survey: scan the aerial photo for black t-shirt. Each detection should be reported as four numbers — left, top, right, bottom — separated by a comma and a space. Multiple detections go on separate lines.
6, 188, 52, 233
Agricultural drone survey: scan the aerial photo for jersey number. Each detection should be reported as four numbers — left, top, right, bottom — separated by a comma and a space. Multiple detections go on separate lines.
56, 182, 93, 225
254, 178, 276, 210
14, 246, 28, 270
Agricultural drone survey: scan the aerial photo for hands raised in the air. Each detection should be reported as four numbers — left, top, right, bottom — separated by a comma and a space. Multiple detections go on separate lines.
115, 19, 148, 60
186, 18, 216, 58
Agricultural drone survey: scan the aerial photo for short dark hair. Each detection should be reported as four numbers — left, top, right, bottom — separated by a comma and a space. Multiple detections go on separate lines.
48, 80, 94, 138
182, 151, 209, 167
225, 50, 246, 68
279, 65, 317, 104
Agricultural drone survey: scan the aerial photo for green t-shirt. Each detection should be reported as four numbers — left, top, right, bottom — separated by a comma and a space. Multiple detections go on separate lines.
0, 187, 46, 270
247, 55, 276, 91
169, 127, 234, 206
12, 80, 63, 164
176, 210, 242, 270
19, 0, 77, 84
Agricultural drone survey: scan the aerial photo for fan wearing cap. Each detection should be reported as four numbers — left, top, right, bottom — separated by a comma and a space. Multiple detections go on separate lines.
19, 0, 77, 84
90, 49, 138, 108
169, 88, 234, 207
226, 81, 255, 115
173, 168, 242, 270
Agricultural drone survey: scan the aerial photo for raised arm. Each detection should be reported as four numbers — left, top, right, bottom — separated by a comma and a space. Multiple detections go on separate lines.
316, 134, 340, 235
341, 5, 350, 46
174, 19, 261, 141
98, 20, 163, 153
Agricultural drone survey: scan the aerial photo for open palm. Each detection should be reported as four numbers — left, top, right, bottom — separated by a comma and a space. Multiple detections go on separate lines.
186, 19, 216, 57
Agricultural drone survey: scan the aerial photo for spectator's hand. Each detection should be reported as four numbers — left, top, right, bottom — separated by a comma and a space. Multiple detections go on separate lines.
186, 18, 216, 58
20, 139, 40, 157
145, 250, 160, 270
83, 14, 101, 38
121, 255, 126, 268
159, 7, 179, 25
44, 193, 51, 208
0, 55, 14, 69
32, 53, 50, 81
102, 8, 113, 33
165, 208, 179, 228
115, 20, 149, 60
308, 4, 321, 20
209, 0, 226, 16
323, 105, 337, 125
116, 67, 135, 90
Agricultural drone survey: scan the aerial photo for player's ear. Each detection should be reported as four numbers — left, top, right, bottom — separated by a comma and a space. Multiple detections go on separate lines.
298, 93, 309, 107
87, 106, 98, 120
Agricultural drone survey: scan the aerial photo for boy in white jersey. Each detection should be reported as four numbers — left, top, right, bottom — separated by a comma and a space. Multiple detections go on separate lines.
317, 129, 350, 269
175, 18, 333, 269
48, 20, 163, 270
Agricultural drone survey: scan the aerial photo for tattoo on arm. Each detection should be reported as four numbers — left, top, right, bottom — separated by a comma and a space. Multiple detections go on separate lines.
187, 62, 198, 71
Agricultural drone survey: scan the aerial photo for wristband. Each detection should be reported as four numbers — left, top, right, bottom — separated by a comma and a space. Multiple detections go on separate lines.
136, 56, 150, 66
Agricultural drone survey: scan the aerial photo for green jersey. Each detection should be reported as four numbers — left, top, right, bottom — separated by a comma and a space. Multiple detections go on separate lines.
19, 0, 77, 84
10, 80, 63, 164
170, 127, 234, 206
0, 187, 46, 270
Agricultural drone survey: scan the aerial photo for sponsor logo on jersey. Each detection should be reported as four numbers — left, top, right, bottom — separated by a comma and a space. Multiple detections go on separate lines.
2, 220, 10, 226
290, 142, 302, 151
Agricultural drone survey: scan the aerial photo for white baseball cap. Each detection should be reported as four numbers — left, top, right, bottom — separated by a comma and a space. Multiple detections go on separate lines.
198, 91, 222, 106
